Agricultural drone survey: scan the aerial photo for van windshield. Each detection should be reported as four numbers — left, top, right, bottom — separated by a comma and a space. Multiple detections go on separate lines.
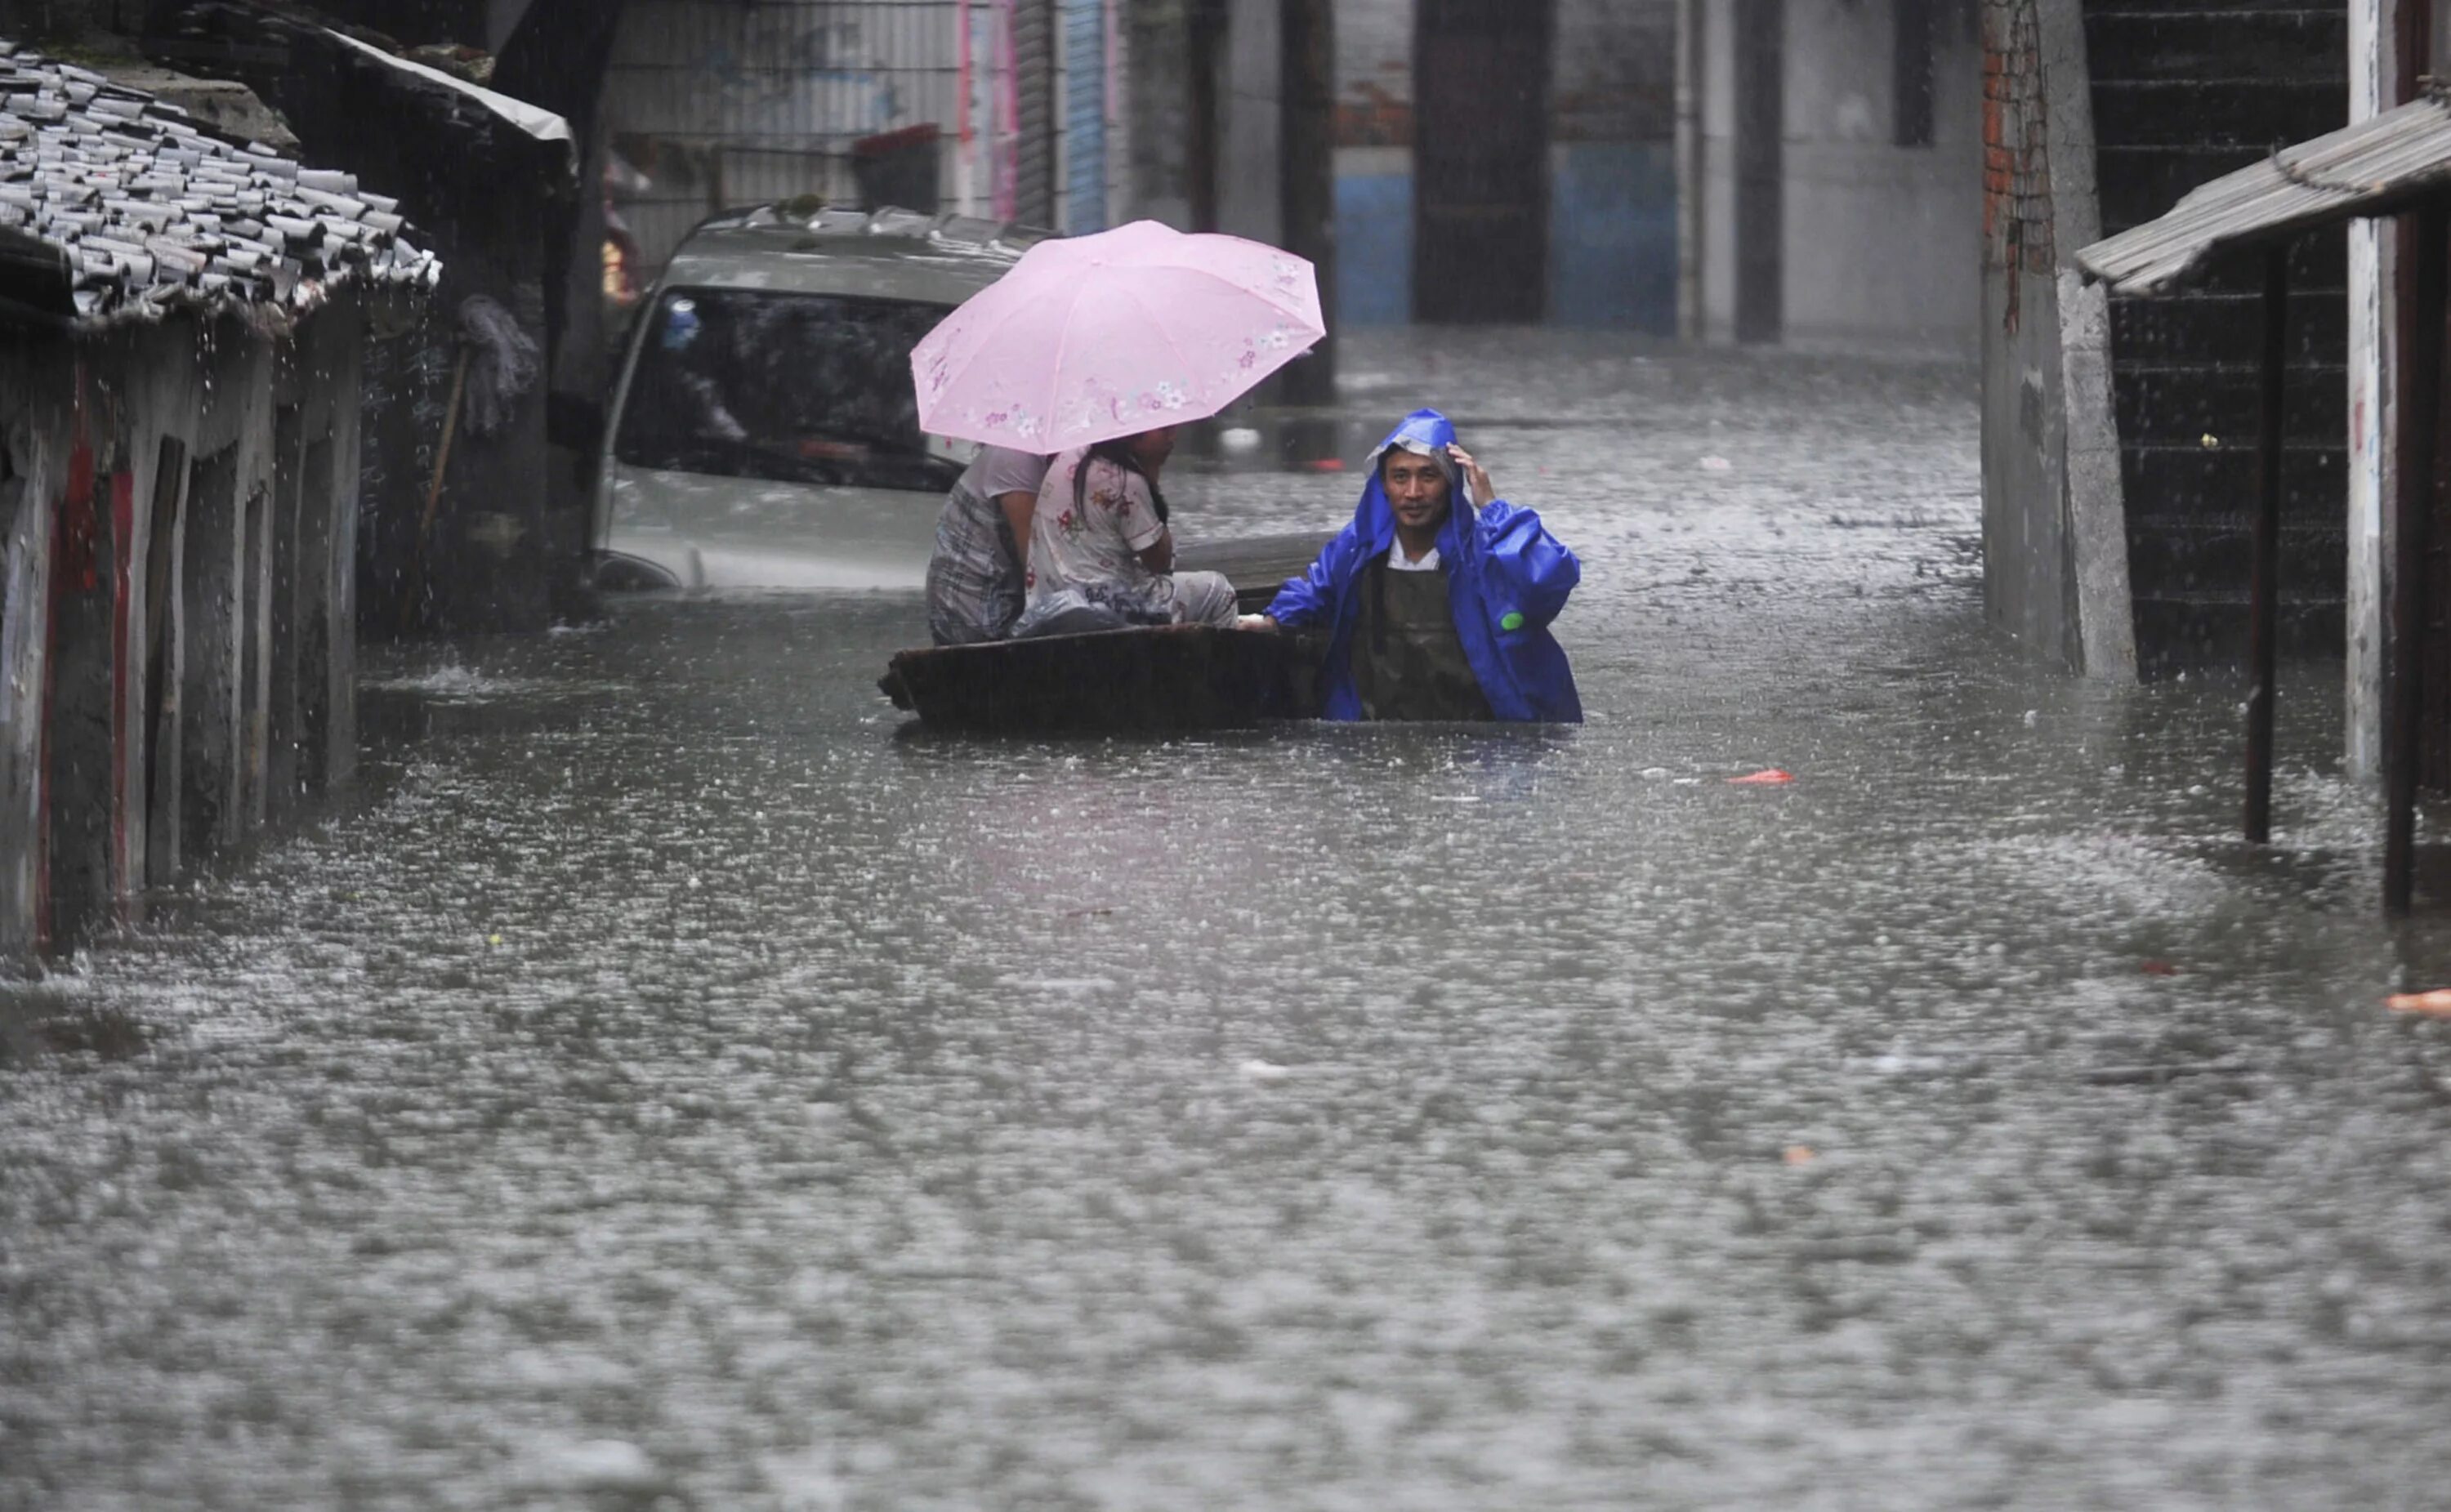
614, 288, 961, 493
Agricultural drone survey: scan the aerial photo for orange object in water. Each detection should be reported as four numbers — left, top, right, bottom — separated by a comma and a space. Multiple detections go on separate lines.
1299, 457, 1346, 473
2386, 989, 2451, 1016
1729, 769, 1793, 785
1783, 1145, 1816, 1166
2141, 961, 2178, 977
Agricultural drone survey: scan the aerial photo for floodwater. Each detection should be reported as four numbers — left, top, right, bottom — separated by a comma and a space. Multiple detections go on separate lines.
11, 330, 2451, 1510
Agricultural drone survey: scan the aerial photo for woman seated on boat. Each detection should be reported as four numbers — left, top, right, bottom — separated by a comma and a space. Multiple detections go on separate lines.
1261, 408, 1582, 722
925, 445, 1052, 645
1012, 425, 1240, 636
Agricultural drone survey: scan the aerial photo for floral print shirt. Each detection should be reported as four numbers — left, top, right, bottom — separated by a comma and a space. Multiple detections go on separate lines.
1025, 448, 1167, 606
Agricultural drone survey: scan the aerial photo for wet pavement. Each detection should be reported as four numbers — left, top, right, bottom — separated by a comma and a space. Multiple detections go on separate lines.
11, 329, 2451, 1510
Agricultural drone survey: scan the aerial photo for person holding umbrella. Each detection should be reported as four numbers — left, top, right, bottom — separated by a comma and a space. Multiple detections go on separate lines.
908, 221, 1327, 634
1012, 424, 1240, 634
1261, 409, 1582, 723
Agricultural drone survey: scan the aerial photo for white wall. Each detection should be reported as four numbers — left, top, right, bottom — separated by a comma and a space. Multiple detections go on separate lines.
1691, 0, 1982, 354
1782, 0, 1981, 353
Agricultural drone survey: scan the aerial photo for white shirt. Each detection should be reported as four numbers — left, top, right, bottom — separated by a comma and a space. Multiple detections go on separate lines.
1388, 543, 1442, 572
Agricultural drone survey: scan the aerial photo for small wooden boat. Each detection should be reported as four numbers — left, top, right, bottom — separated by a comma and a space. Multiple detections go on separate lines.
882, 529, 1330, 733
882, 623, 1319, 733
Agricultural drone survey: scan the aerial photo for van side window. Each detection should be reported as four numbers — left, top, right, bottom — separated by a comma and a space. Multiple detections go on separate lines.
614, 288, 961, 493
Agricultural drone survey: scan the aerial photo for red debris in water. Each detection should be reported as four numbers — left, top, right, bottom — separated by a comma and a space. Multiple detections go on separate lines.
1299, 457, 1346, 472
2141, 961, 2178, 977
2386, 989, 2451, 1016
1727, 769, 1793, 786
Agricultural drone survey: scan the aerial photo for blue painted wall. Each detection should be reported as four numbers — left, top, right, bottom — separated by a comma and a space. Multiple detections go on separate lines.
1547, 142, 1678, 333
1335, 168, 1413, 326
1062, 0, 1106, 232
1333, 143, 1677, 329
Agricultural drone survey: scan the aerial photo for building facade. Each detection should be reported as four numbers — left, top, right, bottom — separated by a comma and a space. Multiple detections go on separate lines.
1685, 0, 1982, 353
0, 47, 436, 959
1324, 0, 1678, 330
599, 0, 1135, 277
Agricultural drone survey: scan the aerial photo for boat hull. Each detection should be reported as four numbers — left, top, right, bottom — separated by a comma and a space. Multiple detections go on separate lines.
882, 626, 1320, 733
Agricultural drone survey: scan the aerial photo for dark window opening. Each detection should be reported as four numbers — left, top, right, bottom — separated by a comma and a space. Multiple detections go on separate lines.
0, 436, 17, 625
614, 288, 962, 495
1895, 0, 1936, 149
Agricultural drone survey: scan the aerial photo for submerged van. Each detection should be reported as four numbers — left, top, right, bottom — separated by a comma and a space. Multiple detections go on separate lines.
594, 205, 1053, 591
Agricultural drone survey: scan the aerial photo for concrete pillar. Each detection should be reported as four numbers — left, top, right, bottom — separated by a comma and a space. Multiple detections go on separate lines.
1221, 0, 1284, 247
1978, 0, 2132, 678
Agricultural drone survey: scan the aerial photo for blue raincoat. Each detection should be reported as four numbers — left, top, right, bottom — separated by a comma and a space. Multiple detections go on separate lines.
1266, 409, 1582, 723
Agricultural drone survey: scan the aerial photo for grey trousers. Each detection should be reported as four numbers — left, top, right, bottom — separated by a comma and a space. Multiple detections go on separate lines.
1164, 570, 1241, 627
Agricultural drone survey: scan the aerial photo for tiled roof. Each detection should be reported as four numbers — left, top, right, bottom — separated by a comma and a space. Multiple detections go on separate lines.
0, 38, 440, 330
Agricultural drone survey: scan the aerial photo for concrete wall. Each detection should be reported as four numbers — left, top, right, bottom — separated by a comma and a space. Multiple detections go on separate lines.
0, 301, 366, 962
1694, 0, 1982, 353
1549, 0, 1678, 331
1976, 0, 2131, 677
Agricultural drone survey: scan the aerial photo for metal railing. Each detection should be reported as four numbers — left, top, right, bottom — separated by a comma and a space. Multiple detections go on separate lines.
602, 0, 1120, 278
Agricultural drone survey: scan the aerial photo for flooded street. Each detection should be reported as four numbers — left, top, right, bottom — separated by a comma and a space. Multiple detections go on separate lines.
11, 331, 2451, 1510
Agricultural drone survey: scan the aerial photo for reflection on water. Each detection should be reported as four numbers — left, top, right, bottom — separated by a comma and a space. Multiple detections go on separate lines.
7, 332, 2451, 1510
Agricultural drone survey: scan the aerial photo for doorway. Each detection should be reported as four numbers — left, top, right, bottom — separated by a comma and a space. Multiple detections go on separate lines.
42, 446, 116, 948
180, 444, 238, 867
1413, 0, 1555, 323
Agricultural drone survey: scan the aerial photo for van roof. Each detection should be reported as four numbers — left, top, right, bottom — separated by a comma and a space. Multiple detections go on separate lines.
659, 203, 1057, 306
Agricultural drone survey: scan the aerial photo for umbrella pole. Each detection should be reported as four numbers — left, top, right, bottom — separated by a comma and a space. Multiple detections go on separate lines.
2245, 244, 2288, 845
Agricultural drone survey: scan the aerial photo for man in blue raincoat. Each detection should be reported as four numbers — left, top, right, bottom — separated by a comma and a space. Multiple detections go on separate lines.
1261, 409, 1582, 722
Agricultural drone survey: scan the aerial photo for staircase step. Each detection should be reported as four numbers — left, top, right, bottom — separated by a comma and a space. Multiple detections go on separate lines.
2121, 442, 2347, 519
2083, 11, 2346, 85
2127, 517, 2348, 600
2114, 362, 2348, 444
2132, 596, 2347, 673
2109, 289, 2346, 364
2092, 79, 2345, 149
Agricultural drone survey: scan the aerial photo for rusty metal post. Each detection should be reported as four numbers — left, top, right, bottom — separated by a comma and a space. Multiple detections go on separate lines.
2245, 244, 2288, 844
2387, 201, 2448, 914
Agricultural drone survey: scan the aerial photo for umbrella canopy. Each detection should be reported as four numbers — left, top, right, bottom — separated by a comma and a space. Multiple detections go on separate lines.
911, 220, 1324, 453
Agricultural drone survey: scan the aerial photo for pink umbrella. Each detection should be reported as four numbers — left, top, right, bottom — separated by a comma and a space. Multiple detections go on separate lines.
911, 220, 1324, 453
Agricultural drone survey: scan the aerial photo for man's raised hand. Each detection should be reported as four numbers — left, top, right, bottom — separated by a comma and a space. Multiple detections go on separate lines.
1448, 445, 1497, 508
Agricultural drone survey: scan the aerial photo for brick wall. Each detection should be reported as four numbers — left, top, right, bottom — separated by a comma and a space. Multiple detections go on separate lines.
1982, 0, 2052, 332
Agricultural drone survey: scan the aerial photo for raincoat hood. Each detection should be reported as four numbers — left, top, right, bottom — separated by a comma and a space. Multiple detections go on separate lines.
1359, 408, 1465, 555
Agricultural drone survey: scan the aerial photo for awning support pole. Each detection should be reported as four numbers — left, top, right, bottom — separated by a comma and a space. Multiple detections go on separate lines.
2387, 202, 2447, 915
2246, 244, 2288, 845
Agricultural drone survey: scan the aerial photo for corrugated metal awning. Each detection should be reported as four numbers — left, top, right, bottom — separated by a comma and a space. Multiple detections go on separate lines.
2077, 88, 2451, 296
